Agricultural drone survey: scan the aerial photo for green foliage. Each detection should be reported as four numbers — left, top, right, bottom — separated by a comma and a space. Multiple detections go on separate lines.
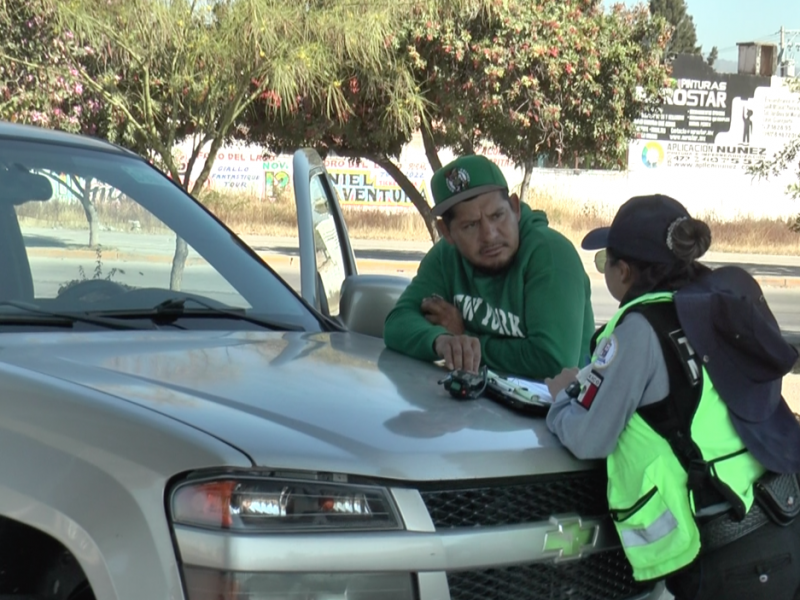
244, 0, 671, 240
648, 0, 701, 56
0, 0, 129, 142
707, 45, 719, 67
408, 0, 671, 168
58, 246, 130, 296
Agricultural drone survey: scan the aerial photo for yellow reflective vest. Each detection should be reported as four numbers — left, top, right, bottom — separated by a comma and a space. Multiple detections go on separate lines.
596, 292, 766, 581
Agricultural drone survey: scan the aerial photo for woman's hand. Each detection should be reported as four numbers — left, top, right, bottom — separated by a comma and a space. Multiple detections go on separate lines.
545, 367, 580, 399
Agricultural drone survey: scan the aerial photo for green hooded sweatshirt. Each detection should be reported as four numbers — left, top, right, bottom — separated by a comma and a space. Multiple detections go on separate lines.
384, 204, 594, 380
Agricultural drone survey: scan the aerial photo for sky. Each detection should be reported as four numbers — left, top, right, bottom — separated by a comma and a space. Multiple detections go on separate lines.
620, 0, 800, 62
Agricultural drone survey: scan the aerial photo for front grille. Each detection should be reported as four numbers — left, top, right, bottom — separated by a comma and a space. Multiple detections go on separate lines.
419, 470, 609, 529
446, 549, 652, 600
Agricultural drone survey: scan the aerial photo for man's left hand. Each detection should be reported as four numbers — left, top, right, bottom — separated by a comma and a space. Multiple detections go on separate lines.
421, 296, 465, 335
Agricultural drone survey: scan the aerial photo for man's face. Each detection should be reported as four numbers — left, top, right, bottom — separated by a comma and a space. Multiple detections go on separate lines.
437, 191, 522, 274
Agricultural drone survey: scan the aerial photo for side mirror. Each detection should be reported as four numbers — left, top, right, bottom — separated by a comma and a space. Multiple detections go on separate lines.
339, 274, 411, 338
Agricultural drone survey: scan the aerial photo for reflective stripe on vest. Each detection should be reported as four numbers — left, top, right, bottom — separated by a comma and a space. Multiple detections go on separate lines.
599, 293, 765, 582
620, 509, 679, 548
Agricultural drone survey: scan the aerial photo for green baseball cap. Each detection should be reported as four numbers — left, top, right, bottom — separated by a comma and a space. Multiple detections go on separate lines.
430, 155, 508, 217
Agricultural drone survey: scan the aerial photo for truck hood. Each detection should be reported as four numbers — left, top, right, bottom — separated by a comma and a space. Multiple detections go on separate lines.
0, 330, 590, 482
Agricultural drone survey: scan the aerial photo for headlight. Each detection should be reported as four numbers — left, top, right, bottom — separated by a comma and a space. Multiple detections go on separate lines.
170, 477, 403, 532
183, 568, 416, 600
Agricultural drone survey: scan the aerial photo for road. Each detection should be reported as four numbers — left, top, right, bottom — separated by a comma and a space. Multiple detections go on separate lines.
27, 255, 800, 335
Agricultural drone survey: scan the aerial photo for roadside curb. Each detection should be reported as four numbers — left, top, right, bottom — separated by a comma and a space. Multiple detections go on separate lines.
750, 276, 800, 290
259, 253, 420, 274
584, 271, 800, 290
26, 247, 422, 274
26, 247, 207, 267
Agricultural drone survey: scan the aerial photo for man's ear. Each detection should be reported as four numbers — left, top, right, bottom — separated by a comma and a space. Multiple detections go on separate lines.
508, 192, 521, 219
436, 219, 454, 244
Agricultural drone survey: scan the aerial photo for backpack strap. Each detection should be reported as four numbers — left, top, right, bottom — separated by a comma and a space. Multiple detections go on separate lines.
627, 302, 748, 520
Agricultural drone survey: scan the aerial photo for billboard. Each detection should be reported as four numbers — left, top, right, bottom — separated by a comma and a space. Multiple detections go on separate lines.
628, 54, 800, 172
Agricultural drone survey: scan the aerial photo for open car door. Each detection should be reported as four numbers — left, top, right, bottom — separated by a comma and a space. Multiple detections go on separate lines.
292, 149, 357, 317
292, 149, 412, 336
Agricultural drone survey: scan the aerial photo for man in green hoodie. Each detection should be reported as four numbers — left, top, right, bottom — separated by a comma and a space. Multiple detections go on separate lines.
383, 155, 594, 380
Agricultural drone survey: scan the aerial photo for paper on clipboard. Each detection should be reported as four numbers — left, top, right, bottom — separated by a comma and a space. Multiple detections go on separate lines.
501, 377, 553, 403
485, 371, 553, 404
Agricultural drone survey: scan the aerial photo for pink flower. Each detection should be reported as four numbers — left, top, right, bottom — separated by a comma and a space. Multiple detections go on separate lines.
74, 83, 83, 94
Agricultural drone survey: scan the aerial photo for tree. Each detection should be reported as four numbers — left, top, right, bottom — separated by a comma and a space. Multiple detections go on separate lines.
649, 0, 701, 56
240, 1, 482, 243
748, 79, 800, 232
240, 36, 434, 238
0, 0, 133, 248
246, 0, 671, 238
56, 176, 102, 247
707, 45, 719, 67
409, 1, 671, 194
35, 0, 409, 289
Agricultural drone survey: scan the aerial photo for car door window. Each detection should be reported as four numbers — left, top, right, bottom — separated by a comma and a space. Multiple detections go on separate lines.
310, 174, 347, 317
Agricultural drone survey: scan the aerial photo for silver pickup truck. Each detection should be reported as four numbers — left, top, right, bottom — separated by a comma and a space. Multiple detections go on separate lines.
0, 123, 663, 600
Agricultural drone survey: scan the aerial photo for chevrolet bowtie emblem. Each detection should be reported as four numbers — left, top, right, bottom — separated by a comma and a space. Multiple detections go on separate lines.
542, 515, 600, 562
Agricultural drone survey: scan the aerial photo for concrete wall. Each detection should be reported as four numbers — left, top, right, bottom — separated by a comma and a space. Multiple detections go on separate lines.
524, 166, 798, 221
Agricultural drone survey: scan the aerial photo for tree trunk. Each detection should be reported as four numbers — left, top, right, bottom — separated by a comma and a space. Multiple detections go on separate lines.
421, 126, 443, 172
169, 236, 189, 291
76, 177, 100, 247
519, 162, 534, 205
368, 154, 439, 245
163, 140, 222, 295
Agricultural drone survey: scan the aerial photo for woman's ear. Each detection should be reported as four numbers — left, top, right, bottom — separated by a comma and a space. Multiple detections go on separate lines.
618, 260, 634, 284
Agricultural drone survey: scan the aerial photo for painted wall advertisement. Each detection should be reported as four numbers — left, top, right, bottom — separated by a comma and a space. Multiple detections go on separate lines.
628, 55, 800, 172
172, 145, 434, 209
171, 139, 526, 210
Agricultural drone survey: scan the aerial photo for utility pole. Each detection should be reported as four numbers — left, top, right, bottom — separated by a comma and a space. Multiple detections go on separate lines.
778, 26, 800, 76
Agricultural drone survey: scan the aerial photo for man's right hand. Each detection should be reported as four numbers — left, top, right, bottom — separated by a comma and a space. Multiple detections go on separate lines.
434, 334, 482, 373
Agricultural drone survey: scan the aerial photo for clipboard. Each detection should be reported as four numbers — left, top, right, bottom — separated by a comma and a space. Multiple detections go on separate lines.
484, 370, 553, 417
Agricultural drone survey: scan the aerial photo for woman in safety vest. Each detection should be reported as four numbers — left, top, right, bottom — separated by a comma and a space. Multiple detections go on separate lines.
545, 194, 800, 600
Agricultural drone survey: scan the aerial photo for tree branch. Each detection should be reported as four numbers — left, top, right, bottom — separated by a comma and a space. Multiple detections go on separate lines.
183, 132, 215, 189
421, 123, 443, 172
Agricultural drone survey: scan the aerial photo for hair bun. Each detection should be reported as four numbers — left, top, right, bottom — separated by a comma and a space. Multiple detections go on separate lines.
669, 217, 711, 263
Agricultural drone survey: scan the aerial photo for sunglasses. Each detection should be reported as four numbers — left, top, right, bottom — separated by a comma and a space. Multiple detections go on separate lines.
594, 249, 607, 274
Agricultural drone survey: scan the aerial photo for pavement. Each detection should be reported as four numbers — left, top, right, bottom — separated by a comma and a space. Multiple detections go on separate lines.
24, 228, 800, 285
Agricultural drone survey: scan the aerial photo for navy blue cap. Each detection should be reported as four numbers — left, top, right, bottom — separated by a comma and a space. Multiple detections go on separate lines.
582, 194, 691, 263
675, 266, 800, 474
